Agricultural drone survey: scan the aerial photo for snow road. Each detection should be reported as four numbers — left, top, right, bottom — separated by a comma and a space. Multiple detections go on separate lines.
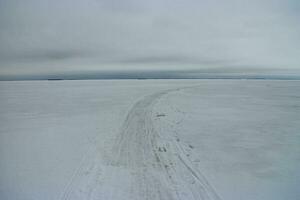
60, 87, 221, 200
112, 88, 221, 200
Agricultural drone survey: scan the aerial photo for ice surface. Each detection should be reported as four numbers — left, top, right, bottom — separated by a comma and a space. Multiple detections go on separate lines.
0, 80, 299, 200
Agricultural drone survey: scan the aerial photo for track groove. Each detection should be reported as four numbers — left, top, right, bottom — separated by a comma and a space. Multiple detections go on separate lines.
112, 87, 221, 200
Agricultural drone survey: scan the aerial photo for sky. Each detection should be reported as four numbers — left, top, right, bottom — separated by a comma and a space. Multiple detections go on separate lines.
0, 0, 300, 78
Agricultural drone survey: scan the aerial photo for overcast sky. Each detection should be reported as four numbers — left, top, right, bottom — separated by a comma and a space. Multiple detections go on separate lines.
0, 0, 299, 77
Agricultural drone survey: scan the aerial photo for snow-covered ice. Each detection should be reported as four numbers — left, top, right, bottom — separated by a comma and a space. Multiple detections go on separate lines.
0, 80, 299, 200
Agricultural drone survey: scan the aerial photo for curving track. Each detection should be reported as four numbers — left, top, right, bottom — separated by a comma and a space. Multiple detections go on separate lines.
112, 87, 221, 200
61, 87, 221, 200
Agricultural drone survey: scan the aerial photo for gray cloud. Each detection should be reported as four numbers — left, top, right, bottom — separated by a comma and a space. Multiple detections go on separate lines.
117, 55, 235, 66
0, 0, 300, 77
0, 49, 89, 63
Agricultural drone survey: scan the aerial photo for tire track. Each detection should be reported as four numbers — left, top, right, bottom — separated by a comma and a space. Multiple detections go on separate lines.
112, 87, 222, 200
59, 135, 104, 200
60, 147, 90, 200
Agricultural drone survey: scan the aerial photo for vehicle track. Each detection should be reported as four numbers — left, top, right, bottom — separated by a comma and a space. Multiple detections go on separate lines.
112, 87, 221, 200
60, 87, 221, 200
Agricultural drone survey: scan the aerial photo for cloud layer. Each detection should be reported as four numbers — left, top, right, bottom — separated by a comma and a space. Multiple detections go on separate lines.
0, 0, 299, 76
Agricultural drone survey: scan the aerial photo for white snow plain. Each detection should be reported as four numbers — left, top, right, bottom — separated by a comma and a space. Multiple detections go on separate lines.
0, 80, 299, 200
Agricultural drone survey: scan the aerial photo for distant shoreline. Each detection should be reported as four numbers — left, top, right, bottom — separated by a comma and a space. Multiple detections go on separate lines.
1, 70, 300, 81
1, 77, 300, 81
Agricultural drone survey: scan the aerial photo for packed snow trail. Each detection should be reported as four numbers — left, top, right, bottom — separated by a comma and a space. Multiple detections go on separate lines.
60, 87, 221, 200
112, 87, 221, 200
